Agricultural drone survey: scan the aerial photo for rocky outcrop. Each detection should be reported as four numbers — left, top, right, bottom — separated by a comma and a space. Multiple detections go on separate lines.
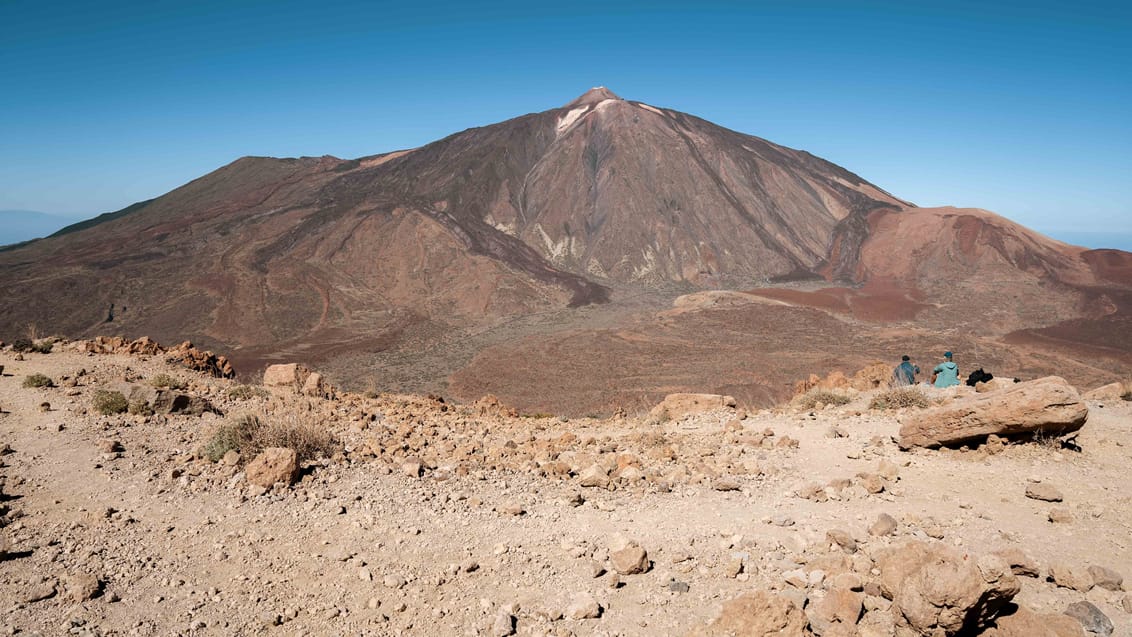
874, 541, 1020, 635
77, 336, 235, 378
651, 393, 736, 420
898, 376, 1088, 449
263, 363, 334, 399
688, 590, 811, 636
1082, 381, 1130, 401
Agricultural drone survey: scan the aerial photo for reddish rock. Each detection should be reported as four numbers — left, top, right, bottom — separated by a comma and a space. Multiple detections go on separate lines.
898, 377, 1088, 449
689, 590, 811, 637
246, 447, 299, 487
650, 393, 736, 420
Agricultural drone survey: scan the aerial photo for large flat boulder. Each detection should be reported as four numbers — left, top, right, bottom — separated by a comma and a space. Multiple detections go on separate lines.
898, 376, 1087, 449
651, 393, 736, 420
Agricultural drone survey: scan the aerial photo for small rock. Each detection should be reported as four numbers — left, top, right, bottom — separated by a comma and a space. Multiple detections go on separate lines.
565, 592, 601, 619
1087, 565, 1124, 592
497, 503, 525, 516
245, 448, 298, 487
97, 439, 123, 453
827, 529, 858, 553
67, 573, 101, 601
578, 464, 610, 488
491, 609, 515, 637
1025, 483, 1064, 502
667, 579, 690, 593
22, 580, 57, 603
221, 450, 240, 466
1064, 601, 1113, 637
610, 544, 649, 575
1048, 508, 1074, 524
401, 458, 423, 478
1050, 563, 1094, 592
869, 513, 897, 536
992, 547, 1042, 578
713, 478, 741, 492
383, 575, 407, 589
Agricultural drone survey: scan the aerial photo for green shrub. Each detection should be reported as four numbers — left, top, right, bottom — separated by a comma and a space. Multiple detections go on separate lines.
22, 373, 54, 388
11, 338, 34, 353
200, 413, 338, 465
226, 385, 269, 400
31, 340, 53, 354
796, 389, 852, 410
870, 387, 930, 410
92, 390, 128, 415
150, 373, 187, 390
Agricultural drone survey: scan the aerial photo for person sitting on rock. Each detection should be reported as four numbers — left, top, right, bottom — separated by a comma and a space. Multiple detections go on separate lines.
891, 355, 919, 386
931, 351, 960, 388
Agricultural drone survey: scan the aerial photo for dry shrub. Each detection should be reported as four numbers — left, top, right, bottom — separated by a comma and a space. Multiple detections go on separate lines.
201, 413, 337, 465
1122, 391, 1132, 402
22, 373, 54, 388
150, 373, 186, 390
227, 384, 269, 400
128, 398, 153, 416
796, 389, 852, 410
870, 387, 930, 410
92, 390, 128, 415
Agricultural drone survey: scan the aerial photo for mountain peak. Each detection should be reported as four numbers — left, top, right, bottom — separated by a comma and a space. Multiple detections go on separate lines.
564, 86, 621, 108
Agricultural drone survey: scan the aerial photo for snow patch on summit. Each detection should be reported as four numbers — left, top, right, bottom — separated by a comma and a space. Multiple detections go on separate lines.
557, 106, 589, 136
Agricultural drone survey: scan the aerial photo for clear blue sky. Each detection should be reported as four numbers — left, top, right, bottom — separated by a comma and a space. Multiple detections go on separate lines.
2, 0, 1129, 244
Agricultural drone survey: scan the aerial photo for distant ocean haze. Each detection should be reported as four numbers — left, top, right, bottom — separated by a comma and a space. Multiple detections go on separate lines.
0, 210, 88, 246
1041, 230, 1132, 253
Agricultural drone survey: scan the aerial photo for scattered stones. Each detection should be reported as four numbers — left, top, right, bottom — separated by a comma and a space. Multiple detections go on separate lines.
650, 393, 736, 420
1026, 483, 1064, 502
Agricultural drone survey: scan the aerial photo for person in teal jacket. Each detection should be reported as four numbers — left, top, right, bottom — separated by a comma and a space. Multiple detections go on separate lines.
931, 351, 960, 387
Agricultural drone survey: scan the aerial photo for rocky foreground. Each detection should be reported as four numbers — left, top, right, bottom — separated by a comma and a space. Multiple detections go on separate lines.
1, 339, 1130, 636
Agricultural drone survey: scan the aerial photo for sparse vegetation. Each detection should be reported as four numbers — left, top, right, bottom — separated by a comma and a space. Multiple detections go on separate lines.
92, 390, 129, 415
128, 398, 153, 416
1122, 391, 1132, 402
150, 373, 186, 390
31, 340, 53, 354
22, 373, 54, 388
200, 412, 337, 465
870, 387, 930, 410
11, 338, 34, 353
796, 389, 852, 410
227, 384, 269, 400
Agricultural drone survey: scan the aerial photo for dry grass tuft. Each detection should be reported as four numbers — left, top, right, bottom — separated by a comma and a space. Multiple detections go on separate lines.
796, 389, 852, 410
92, 390, 128, 415
870, 387, 930, 410
227, 385, 270, 400
201, 413, 338, 465
22, 373, 55, 388
150, 373, 187, 390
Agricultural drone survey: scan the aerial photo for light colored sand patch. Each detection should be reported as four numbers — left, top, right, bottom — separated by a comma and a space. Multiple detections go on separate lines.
360, 149, 415, 168
556, 106, 590, 136
637, 103, 665, 116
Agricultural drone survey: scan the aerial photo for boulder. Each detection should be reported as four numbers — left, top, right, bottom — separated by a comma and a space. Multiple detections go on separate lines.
152, 390, 217, 416
245, 448, 298, 487
67, 573, 101, 601
1087, 565, 1123, 591
688, 590, 811, 637
1025, 483, 1064, 502
1050, 564, 1094, 592
898, 376, 1087, 449
984, 605, 1086, 637
263, 363, 311, 391
992, 547, 1041, 578
1063, 601, 1113, 637
1082, 381, 1129, 401
807, 587, 863, 636
650, 393, 736, 420
869, 513, 898, 537
874, 541, 1020, 635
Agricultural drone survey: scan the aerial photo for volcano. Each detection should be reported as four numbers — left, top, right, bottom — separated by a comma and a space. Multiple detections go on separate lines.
2, 88, 1130, 413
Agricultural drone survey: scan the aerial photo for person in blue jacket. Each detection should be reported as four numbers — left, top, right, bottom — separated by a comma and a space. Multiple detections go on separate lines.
892, 355, 919, 386
931, 351, 960, 388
